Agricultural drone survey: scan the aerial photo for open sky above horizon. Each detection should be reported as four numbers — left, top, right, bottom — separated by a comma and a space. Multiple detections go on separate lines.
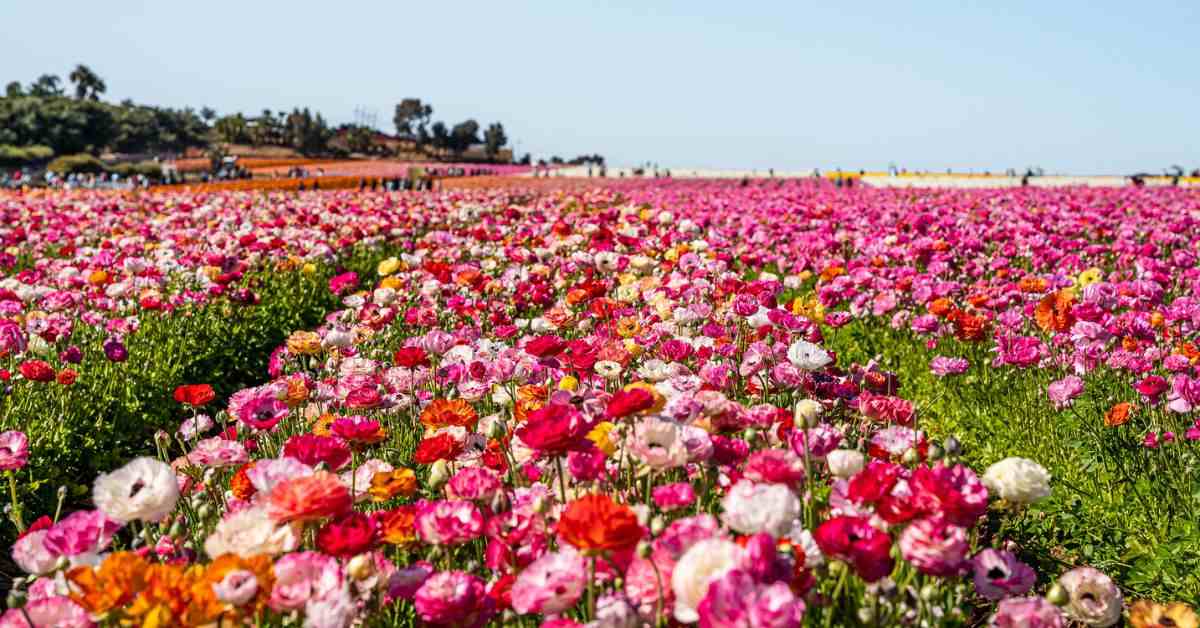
2, 1, 1197, 174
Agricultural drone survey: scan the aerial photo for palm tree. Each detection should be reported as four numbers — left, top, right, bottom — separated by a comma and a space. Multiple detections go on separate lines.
68, 64, 106, 101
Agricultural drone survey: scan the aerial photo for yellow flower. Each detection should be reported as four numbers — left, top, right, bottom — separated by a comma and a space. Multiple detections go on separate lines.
587, 421, 618, 456
369, 468, 417, 501
558, 375, 579, 391
1077, 267, 1102, 288
624, 339, 643, 357
377, 257, 401, 276
379, 276, 402, 290
301, 262, 317, 275
287, 330, 322, 355
1129, 600, 1199, 628
87, 270, 109, 286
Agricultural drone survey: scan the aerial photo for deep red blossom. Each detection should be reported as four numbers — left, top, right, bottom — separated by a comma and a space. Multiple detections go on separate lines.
813, 515, 895, 582
174, 384, 216, 407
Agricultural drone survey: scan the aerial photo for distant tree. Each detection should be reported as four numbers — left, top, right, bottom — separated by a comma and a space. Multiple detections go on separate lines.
286, 108, 331, 155
393, 98, 433, 138
28, 74, 64, 97
483, 122, 507, 159
214, 113, 250, 144
341, 124, 375, 154
4, 82, 23, 98
68, 64, 106, 101
518, 153, 532, 165
429, 121, 450, 149
0, 95, 114, 154
199, 107, 217, 125
449, 119, 480, 153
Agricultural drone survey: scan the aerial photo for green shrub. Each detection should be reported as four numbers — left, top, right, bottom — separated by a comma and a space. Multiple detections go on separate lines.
0, 144, 54, 166
45, 153, 107, 174
110, 160, 163, 179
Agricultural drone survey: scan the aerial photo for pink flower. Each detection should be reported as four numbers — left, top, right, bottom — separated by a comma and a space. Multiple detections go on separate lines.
413, 570, 495, 627
898, 517, 968, 577
187, 436, 248, 468
652, 482, 697, 512
989, 596, 1063, 627
930, 356, 969, 377
971, 549, 1036, 600
511, 548, 587, 615
743, 449, 805, 488
788, 424, 842, 459
42, 510, 119, 560
1, 596, 93, 628
0, 430, 29, 471
695, 568, 805, 628
416, 500, 485, 545
1046, 375, 1084, 409
269, 551, 341, 612
236, 389, 289, 430
447, 467, 502, 502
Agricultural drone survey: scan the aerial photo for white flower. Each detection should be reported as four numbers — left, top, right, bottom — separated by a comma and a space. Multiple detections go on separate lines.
247, 457, 314, 494
787, 340, 832, 370
1058, 567, 1123, 627
637, 359, 672, 382
93, 457, 180, 523
982, 457, 1051, 504
784, 524, 824, 567
205, 506, 301, 559
213, 569, 259, 606
827, 449, 865, 479
11, 529, 56, 575
323, 328, 355, 349
595, 360, 623, 379
720, 480, 800, 537
672, 538, 741, 623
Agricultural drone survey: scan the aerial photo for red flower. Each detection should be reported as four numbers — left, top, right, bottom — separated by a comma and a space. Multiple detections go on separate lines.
813, 516, 895, 582
906, 463, 989, 527
317, 512, 378, 557
413, 433, 464, 464
394, 346, 430, 369
605, 388, 655, 420
174, 384, 216, 407
847, 461, 904, 504
524, 335, 566, 358
282, 434, 352, 470
56, 369, 78, 386
514, 403, 590, 454
557, 494, 643, 553
18, 360, 54, 383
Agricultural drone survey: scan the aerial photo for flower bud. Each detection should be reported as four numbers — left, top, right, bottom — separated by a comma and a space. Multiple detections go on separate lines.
901, 448, 921, 465
428, 459, 450, 490
347, 553, 375, 581
636, 541, 652, 559
794, 399, 823, 427
927, 444, 945, 462
944, 436, 962, 456
1046, 582, 1069, 606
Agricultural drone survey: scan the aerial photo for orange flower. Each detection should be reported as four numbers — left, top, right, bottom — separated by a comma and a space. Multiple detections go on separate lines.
1176, 342, 1200, 365
927, 297, 953, 318
950, 310, 989, 342
420, 399, 479, 431
1034, 290, 1076, 333
819, 265, 845, 282
312, 413, 336, 437
188, 553, 275, 622
1105, 402, 1133, 427
557, 494, 644, 554
1017, 276, 1049, 293
513, 384, 548, 423
376, 505, 418, 545
125, 563, 198, 626
1129, 600, 1199, 628
284, 375, 309, 406
230, 462, 257, 501
68, 551, 148, 614
615, 317, 641, 339
267, 471, 352, 523
369, 468, 417, 501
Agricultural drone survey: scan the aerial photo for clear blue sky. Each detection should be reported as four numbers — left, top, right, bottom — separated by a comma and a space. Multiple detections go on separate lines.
3, 0, 1197, 173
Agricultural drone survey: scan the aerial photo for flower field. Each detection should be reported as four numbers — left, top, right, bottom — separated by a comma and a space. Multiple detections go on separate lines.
1, 179, 1198, 626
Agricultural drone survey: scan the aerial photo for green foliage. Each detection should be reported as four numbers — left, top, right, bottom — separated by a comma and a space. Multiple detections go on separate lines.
0, 243, 404, 538
0, 144, 54, 166
0, 96, 116, 155
46, 153, 107, 174
483, 122, 508, 157
824, 320, 1200, 601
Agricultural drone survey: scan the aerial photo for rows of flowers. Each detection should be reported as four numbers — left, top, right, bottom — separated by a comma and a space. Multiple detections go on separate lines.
4, 180, 1197, 625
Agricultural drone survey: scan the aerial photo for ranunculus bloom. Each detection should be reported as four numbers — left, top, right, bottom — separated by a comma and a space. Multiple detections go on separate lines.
511, 548, 587, 615
282, 433, 352, 470
394, 346, 430, 368
413, 570, 494, 627
982, 457, 1051, 504
316, 512, 379, 557
721, 480, 800, 538
92, 457, 180, 523
696, 568, 806, 628
420, 398, 480, 431
558, 493, 643, 553
813, 515, 894, 582
671, 538, 742, 623
1058, 567, 1123, 627
174, 383, 216, 407
18, 359, 55, 383
971, 549, 1036, 600
238, 392, 289, 431
606, 387, 655, 419
898, 517, 968, 576
652, 482, 697, 511
515, 403, 591, 454
1047, 375, 1084, 409
990, 596, 1064, 627
0, 430, 30, 470
267, 471, 352, 523
416, 500, 485, 545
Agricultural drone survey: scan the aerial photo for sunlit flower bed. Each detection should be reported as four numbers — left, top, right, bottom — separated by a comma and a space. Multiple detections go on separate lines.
2, 180, 1198, 626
